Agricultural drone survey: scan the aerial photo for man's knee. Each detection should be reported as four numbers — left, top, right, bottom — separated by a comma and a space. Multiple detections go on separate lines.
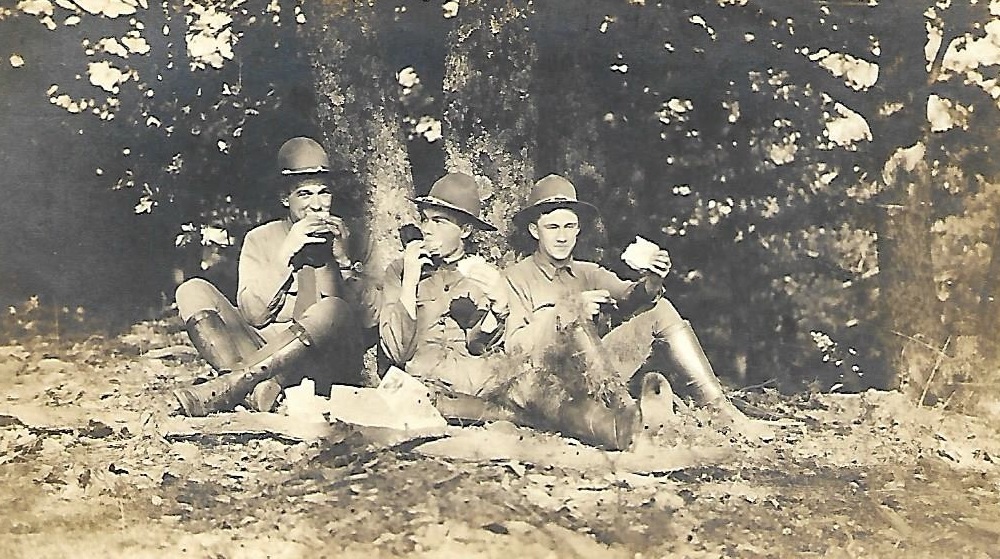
650, 298, 685, 333
176, 278, 226, 321
296, 297, 357, 341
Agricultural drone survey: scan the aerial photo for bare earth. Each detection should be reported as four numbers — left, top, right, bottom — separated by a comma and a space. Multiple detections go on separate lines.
1, 319, 999, 558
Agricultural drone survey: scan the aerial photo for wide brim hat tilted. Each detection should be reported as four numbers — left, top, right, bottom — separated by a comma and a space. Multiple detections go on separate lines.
277, 137, 330, 175
411, 172, 497, 231
513, 174, 600, 226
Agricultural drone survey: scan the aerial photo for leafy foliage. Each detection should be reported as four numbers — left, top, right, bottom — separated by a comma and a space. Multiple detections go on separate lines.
6, 0, 1000, 402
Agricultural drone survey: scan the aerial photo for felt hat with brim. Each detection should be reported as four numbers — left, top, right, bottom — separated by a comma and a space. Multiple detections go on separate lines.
411, 172, 497, 231
513, 174, 600, 226
277, 137, 330, 175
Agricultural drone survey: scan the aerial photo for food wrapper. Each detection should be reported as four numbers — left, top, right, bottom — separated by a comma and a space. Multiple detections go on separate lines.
457, 254, 489, 277
621, 236, 661, 271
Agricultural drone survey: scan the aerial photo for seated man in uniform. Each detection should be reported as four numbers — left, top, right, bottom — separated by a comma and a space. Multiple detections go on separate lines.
379, 172, 509, 396
172, 137, 373, 416
503, 174, 772, 442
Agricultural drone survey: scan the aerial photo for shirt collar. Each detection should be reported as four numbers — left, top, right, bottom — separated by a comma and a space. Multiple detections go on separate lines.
532, 250, 576, 281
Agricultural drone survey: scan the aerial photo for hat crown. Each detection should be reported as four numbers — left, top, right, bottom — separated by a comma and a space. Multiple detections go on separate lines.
528, 174, 580, 206
426, 172, 482, 216
277, 137, 330, 175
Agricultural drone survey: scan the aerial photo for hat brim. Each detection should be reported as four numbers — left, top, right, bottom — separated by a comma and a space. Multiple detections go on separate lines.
513, 200, 600, 227
411, 196, 497, 231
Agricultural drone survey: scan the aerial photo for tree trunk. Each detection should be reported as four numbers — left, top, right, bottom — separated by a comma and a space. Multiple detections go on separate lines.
306, 2, 417, 285
876, 154, 947, 399
864, 0, 947, 398
442, 0, 537, 262
976, 205, 1000, 361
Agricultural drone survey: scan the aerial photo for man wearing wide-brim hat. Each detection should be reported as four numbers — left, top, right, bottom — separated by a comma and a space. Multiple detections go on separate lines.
503, 174, 774, 443
379, 172, 509, 395
172, 137, 374, 416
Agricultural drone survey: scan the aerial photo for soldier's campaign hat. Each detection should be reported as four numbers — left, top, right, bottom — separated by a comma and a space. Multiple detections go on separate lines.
277, 137, 330, 175
513, 174, 600, 226
411, 173, 497, 231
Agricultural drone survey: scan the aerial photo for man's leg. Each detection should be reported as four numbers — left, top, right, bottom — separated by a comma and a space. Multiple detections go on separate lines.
286, 296, 364, 395
175, 278, 264, 371
603, 299, 773, 440
474, 324, 640, 451
173, 322, 314, 416
241, 295, 365, 413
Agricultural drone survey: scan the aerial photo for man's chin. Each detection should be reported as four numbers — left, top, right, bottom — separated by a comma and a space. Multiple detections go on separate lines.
552, 250, 573, 261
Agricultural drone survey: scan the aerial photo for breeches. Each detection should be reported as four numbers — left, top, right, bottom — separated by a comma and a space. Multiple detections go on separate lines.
405, 345, 506, 397
600, 297, 686, 379
175, 278, 364, 393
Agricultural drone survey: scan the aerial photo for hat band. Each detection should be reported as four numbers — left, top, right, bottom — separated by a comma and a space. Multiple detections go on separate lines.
534, 194, 578, 204
281, 166, 329, 175
417, 195, 478, 215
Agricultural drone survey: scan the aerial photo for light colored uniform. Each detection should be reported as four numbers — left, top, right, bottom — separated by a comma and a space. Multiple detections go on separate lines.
504, 251, 685, 379
379, 256, 506, 395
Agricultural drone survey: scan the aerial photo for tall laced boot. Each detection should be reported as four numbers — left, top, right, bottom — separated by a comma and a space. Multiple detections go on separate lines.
185, 309, 244, 372
662, 321, 774, 442
173, 324, 311, 417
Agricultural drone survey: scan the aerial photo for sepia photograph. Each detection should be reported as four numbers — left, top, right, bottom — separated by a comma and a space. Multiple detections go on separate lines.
2, 0, 1000, 556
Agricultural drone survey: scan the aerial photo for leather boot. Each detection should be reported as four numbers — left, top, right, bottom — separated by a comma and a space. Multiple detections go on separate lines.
173, 324, 311, 417
185, 310, 243, 372
661, 321, 728, 404
553, 393, 640, 451
661, 321, 774, 441
498, 347, 641, 450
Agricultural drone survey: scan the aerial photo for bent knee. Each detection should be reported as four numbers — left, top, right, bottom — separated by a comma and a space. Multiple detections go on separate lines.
175, 278, 225, 320
297, 296, 357, 338
652, 298, 684, 329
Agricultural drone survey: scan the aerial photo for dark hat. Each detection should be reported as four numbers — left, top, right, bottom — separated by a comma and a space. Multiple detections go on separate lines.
411, 172, 496, 231
277, 137, 330, 175
513, 174, 599, 226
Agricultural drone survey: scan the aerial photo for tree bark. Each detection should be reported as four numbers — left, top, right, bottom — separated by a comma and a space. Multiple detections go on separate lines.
442, 0, 537, 262
876, 155, 947, 398
306, 2, 417, 285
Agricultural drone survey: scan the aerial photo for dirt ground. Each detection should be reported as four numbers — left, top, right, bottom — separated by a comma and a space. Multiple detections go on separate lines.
2, 319, 1000, 558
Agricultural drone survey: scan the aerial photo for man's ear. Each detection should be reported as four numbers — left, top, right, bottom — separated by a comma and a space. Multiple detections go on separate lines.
528, 222, 540, 241
280, 195, 290, 208
460, 223, 475, 239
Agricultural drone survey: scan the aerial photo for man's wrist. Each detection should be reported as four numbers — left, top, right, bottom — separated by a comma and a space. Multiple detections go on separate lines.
338, 259, 362, 272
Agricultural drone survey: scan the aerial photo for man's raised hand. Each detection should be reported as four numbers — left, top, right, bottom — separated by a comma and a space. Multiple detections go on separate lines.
401, 239, 433, 286
319, 215, 351, 265
279, 214, 335, 265
647, 249, 672, 278
579, 289, 614, 318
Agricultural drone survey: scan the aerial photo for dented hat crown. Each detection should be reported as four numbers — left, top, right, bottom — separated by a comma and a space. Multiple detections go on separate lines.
514, 174, 599, 225
411, 172, 496, 231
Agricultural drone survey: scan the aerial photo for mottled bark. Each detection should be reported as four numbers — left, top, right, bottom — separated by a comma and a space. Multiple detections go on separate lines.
442, 0, 537, 263
305, 2, 417, 285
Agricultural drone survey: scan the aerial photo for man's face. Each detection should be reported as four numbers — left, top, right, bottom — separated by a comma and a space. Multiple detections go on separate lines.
420, 207, 471, 260
530, 207, 580, 263
283, 178, 332, 222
